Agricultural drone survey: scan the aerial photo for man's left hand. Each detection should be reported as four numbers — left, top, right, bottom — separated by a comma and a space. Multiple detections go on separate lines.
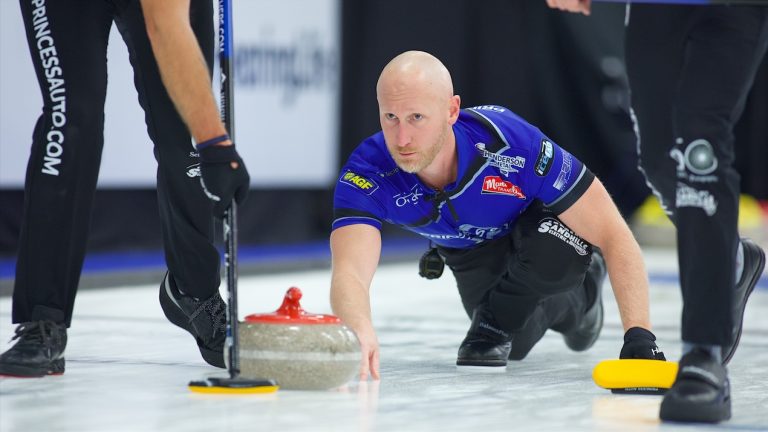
620, 327, 666, 360
199, 143, 250, 217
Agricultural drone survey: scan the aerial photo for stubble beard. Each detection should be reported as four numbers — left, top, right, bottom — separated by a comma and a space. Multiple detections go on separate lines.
392, 125, 447, 174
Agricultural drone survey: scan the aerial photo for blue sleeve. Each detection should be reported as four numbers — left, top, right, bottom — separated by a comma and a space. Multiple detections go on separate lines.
528, 137, 595, 214
474, 106, 594, 214
332, 170, 386, 231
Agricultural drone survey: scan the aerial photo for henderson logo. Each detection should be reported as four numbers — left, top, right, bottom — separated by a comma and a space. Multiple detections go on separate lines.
341, 171, 379, 195
481, 176, 526, 199
474, 143, 525, 175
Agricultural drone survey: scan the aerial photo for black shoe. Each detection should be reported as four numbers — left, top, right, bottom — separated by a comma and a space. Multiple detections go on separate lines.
660, 348, 731, 423
159, 272, 226, 368
456, 305, 512, 368
563, 251, 605, 351
0, 321, 67, 377
722, 238, 765, 365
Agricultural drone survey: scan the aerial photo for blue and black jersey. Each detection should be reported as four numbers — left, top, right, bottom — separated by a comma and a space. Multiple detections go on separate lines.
332, 105, 594, 249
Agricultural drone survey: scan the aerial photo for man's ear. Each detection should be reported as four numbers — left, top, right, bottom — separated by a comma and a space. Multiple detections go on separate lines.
448, 94, 461, 124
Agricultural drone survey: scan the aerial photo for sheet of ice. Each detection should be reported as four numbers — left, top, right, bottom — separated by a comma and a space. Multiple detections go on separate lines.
1, 248, 766, 432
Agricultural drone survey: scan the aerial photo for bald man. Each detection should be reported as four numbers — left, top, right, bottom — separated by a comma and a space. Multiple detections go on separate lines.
330, 51, 665, 380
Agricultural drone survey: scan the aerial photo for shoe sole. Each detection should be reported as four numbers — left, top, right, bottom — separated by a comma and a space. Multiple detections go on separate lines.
723, 239, 765, 365
0, 358, 65, 377
159, 276, 225, 368
455, 364, 507, 372
456, 355, 508, 367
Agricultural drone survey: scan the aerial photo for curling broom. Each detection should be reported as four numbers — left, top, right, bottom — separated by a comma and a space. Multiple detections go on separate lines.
592, 359, 678, 395
188, 0, 277, 394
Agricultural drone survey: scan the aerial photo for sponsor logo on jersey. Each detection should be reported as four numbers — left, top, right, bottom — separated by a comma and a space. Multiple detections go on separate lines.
341, 171, 379, 195
553, 152, 573, 191
481, 176, 526, 199
458, 223, 508, 241
393, 185, 423, 207
421, 222, 511, 244
470, 105, 506, 113
535, 139, 554, 177
537, 218, 589, 255
378, 166, 400, 177
475, 143, 525, 175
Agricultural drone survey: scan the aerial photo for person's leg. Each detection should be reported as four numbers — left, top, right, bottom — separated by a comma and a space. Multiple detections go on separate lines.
626, 5, 689, 220
629, 3, 768, 361
113, 0, 225, 368
439, 236, 516, 367
115, 0, 220, 298
442, 203, 600, 366
440, 236, 513, 320
497, 203, 602, 360
1, 0, 113, 377
13, 0, 113, 326
671, 6, 768, 354
628, 4, 768, 423
662, 7, 768, 423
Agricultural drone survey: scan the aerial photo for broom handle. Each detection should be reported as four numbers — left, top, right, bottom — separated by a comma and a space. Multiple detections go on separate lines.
218, 0, 239, 379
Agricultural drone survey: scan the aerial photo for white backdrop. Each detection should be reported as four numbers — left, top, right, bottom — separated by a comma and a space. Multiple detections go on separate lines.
0, 0, 340, 188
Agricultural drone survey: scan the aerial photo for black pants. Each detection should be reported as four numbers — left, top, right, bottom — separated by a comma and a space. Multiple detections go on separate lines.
13, 0, 220, 326
438, 203, 594, 359
626, 5, 768, 346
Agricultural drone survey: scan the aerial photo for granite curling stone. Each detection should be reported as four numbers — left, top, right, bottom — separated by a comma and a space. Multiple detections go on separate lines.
239, 287, 361, 390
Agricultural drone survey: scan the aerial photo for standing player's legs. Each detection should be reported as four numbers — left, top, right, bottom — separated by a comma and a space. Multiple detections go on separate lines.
113, 0, 226, 368
628, 5, 768, 423
0, 0, 114, 377
671, 6, 768, 361
625, 5, 687, 219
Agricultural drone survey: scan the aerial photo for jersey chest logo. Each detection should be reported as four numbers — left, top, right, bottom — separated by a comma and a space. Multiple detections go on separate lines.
475, 143, 525, 175
481, 176, 526, 199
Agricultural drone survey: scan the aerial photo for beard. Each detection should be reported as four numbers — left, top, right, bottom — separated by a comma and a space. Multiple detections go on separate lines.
390, 125, 448, 174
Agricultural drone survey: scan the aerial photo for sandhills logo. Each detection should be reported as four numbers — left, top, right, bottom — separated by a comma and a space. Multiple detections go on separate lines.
537, 218, 589, 255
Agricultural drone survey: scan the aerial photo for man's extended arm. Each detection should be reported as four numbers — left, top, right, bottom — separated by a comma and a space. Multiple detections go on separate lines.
330, 224, 383, 380
558, 178, 651, 332
140, 0, 230, 146
141, 0, 249, 216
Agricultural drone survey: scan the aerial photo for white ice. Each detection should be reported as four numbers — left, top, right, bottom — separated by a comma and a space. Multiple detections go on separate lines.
1, 248, 766, 432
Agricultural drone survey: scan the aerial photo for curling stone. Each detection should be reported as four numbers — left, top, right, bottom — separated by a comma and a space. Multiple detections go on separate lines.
239, 287, 361, 390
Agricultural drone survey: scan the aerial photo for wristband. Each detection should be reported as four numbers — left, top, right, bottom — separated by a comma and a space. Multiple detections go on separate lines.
196, 134, 230, 150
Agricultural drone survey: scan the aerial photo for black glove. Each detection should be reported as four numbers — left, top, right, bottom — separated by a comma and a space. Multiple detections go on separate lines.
198, 143, 250, 217
620, 327, 666, 360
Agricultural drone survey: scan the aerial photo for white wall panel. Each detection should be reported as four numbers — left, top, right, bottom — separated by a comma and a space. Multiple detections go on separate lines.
0, 0, 340, 188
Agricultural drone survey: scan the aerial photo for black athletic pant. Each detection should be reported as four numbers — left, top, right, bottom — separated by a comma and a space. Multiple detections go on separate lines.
13, 0, 220, 326
438, 203, 594, 360
626, 5, 768, 346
